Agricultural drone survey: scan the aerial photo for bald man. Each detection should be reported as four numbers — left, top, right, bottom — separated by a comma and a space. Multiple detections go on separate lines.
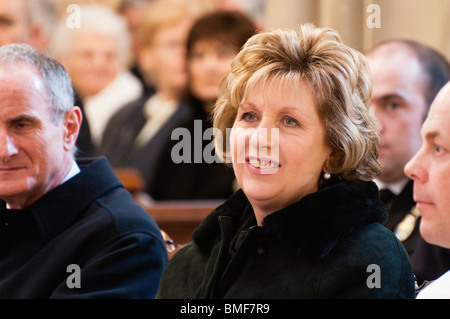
405, 82, 450, 298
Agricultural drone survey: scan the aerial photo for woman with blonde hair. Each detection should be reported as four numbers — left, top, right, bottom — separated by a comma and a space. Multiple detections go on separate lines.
156, 24, 415, 298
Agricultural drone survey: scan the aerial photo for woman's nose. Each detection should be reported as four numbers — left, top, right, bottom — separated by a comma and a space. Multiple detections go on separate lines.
249, 119, 280, 157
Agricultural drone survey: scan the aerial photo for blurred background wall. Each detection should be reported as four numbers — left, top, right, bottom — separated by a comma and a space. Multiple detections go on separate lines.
54, 0, 450, 59
266, 0, 450, 59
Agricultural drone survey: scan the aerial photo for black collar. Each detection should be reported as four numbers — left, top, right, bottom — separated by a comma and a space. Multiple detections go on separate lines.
0, 157, 122, 243
193, 180, 387, 261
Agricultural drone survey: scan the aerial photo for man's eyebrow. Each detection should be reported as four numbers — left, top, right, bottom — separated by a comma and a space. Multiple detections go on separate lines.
379, 93, 407, 102
0, 15, 14, 25
8, 115, 40, 124
423, 130, 439, 142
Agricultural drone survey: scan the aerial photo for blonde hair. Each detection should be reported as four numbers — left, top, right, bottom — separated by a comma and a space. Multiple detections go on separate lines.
213, 24, 380, 181
137, 0, 196, 48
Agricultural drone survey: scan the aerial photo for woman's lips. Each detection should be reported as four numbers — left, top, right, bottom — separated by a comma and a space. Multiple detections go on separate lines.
245, 156, 280, 174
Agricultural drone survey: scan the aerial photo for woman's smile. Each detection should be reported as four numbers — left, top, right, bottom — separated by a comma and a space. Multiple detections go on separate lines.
246, 156, 281, 175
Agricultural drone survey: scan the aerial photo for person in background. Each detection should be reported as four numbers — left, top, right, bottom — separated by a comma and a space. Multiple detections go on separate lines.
216, 0, 266, 30
50, 3, 143, 150
149, 10, 256, 200
100, 0, 199, 199
0, 43, 167, 298
0, 0, 55, 51
118, 0, 154, 95
0, 0, 94, 159
156, 24, 415, 299
366, 40, 450, 286
405, 82, 450, 298
187, 10, 256, 115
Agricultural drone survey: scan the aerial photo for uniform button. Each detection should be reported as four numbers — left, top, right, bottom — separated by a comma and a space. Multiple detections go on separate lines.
256, 247, 265, 255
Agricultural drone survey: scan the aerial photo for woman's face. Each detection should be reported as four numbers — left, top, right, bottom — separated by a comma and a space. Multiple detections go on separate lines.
230, 79, 331, 223
140, 19, 192, 100
63, 31, 121, 99
188, 39, 238, 107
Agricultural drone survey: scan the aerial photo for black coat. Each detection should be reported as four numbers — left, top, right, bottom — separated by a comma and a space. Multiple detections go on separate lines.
100, 94, 235, 200
383, 180, 420, 255
148, 95, 235, 200
156, 180, 416, 299
100, 93, 194, 198
0, 157, 168, 298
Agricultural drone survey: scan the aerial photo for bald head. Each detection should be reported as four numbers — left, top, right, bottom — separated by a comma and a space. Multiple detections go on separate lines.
430, 81, 450, 111
404, 81, 450, 248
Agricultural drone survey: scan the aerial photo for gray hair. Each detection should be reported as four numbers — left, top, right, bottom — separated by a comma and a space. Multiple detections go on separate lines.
50, 4, 131, 66
0, 43, 74, 124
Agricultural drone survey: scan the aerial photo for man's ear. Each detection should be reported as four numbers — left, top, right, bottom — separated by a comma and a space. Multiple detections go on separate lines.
63, 106, 82, 152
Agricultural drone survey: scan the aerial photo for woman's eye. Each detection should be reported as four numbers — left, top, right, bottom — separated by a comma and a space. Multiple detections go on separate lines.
284, 116, 299, 127
435, 145, 442, 153
242, 112, 256, 121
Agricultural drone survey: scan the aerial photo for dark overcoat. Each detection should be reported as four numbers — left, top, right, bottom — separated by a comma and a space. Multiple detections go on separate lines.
0, 157, 168, 298
156, 180, 416, 299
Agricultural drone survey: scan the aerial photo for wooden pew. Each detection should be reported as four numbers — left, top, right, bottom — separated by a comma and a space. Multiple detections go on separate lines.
143, 199, 223, 246
113, 167, 224, 256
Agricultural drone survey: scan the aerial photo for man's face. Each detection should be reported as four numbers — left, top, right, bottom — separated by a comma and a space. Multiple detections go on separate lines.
0, 65, 73, 209
0, 0, 32, 46
367, 45, 428, 183
405, 83, 450, 248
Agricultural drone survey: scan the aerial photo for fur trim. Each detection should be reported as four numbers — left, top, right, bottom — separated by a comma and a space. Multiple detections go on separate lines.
193, 180, 387, 261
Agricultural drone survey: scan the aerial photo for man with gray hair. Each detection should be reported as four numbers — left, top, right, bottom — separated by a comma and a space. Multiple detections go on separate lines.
0, 0, 95, 158
0, 43, 168, 298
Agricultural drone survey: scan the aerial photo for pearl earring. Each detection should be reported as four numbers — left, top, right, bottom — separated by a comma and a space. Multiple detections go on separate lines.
324, 172, 331, 180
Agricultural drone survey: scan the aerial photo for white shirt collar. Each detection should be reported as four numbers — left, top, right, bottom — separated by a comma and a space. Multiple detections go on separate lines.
62, 160, 81, 184
374, 177, 409, 196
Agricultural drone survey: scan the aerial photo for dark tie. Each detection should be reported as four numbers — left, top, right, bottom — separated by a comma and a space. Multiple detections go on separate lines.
380, 188, 396, 205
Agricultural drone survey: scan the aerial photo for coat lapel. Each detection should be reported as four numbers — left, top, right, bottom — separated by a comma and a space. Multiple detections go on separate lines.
193, 180, 387, 262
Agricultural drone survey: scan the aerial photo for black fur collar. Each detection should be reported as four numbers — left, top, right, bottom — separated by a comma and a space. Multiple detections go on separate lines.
193, 180, 387, 262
